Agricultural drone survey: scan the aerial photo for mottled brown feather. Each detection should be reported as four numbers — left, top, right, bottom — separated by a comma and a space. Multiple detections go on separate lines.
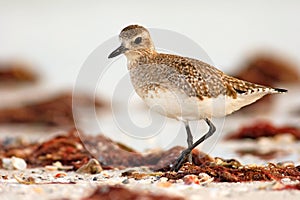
117, 25, 287, 101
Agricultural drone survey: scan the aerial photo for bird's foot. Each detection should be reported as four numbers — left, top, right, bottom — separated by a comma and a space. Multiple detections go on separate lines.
170, 149, 192, 172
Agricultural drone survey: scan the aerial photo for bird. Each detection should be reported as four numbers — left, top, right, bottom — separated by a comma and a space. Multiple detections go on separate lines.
108, 24, 287, 171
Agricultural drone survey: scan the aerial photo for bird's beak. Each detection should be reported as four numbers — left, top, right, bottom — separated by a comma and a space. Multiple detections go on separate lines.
108, 45, 128, 58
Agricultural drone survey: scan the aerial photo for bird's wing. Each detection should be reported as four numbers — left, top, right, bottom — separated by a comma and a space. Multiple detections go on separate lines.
179, 56, 278, 98
222, 75, 262, 94
155, 54, 228, 99
151, 53, 284, 100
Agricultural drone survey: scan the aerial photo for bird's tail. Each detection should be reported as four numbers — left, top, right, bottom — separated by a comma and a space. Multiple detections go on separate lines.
270, 88, 288, 94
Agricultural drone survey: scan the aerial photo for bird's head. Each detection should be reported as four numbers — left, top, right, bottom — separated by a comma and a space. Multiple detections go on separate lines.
108, 25, 155, 59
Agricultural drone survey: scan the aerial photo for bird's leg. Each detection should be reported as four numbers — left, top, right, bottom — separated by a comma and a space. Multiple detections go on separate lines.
171, 118, 216, 172
184, 121, 193, 163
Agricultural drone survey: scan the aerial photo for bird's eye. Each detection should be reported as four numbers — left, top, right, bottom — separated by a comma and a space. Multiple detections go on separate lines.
134, 37, 142, 44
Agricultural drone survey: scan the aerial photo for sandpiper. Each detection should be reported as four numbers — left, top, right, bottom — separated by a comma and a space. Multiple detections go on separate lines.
108, 25, 287, 171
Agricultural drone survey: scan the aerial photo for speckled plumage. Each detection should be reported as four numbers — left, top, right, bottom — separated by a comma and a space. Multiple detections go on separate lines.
110, 24, 287, 120
131, 51, 285, 98
108, 24, 287, 171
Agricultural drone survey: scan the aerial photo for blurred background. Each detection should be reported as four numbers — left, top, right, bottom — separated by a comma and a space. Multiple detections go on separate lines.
1, 0, 300, 87
0, 1, 299, 159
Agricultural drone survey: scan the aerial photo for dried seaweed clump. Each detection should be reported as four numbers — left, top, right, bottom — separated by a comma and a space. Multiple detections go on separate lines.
0, 61, 38, 84
226, 121, 300, 140
0, 92, 104, 126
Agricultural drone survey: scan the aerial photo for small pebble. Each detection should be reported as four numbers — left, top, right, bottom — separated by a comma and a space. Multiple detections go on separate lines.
54, 173, 67, 178
76, 159, 103, 174
157, 181, 172, 188
159, 177, 168, 183
281, 178, 291, 183
122, 178, 130, 184
2, 157, 27, 170
183, 175, 200, 185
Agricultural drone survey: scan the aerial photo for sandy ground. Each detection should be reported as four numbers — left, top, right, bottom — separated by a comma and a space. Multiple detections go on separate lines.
1, 167, 300, 200
0, 85, 299, 199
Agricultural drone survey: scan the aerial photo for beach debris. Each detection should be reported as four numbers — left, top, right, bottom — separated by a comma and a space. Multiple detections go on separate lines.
76, 158, 103, 174
2, 156, 27, 170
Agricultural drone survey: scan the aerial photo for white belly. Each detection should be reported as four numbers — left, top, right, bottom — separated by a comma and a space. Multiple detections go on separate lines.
142, 89, 267, 121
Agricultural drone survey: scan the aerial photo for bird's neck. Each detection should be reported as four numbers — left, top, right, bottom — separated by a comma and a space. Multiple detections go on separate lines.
125, 49, 157, 70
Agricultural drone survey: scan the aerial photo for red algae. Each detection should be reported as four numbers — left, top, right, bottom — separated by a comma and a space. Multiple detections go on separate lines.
226, 121, 300, 140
